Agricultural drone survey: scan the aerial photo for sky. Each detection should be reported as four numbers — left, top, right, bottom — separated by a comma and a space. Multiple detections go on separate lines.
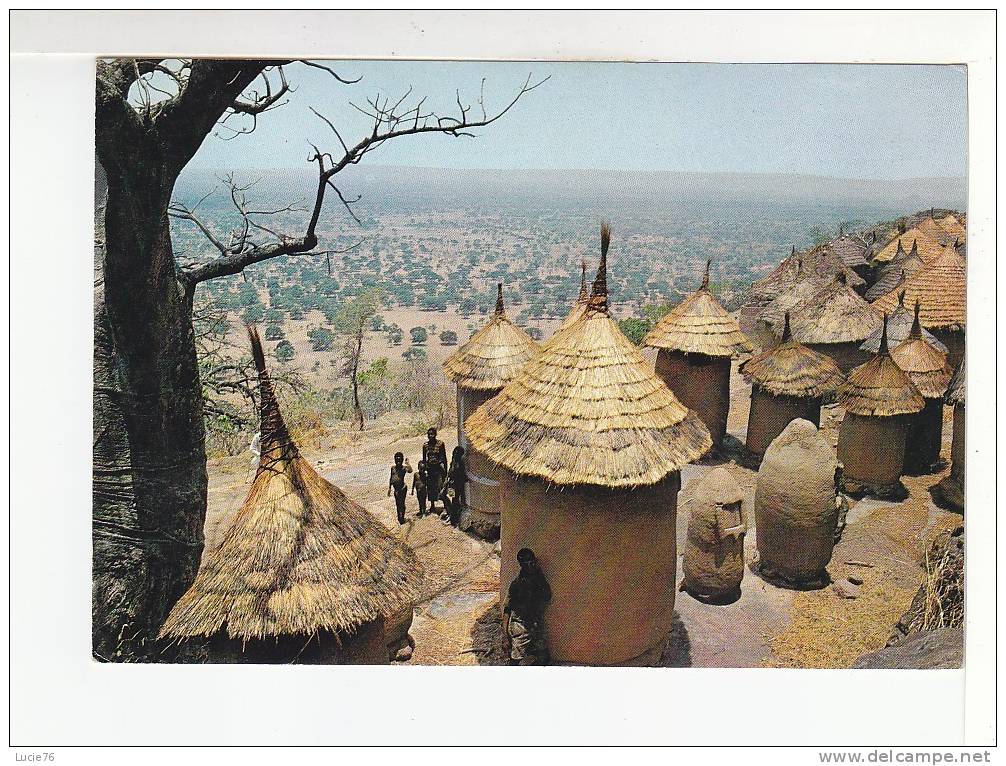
184, 61, 967, 180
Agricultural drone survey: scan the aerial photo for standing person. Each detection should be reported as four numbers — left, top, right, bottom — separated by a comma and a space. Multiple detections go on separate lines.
412, 459, 429, 517
422, 427, 448, 513
387, 452, 412, 525
440, 445, 467, 526
502, 548, 552, 666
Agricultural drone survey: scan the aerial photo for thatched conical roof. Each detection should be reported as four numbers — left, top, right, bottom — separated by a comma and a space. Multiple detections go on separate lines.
860, 289, 947, 354
865, 242, 924, 301
160, 327, 424, 642
890, 302, 953, 399
779, 273, 882, 344
828, 231, 869, 269
936, 214, 966, 243
872, 245, 966, 330
465, 223, 712, 488
740, 313, 844, 397
838, 316, 924, 417
748, 246, 802, 303
758, 260, 825, 330
443, 283, 540, 391
643, 260, 753, 356
872, 229, 944, 265
945, 357, 965, 406
555, 260, 590, 334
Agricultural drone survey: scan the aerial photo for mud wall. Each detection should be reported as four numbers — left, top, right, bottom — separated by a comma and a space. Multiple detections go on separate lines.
499, 472, 680, 666
838, 413, 908, 488
745, 386, 821, 459
655, 349, 731, 447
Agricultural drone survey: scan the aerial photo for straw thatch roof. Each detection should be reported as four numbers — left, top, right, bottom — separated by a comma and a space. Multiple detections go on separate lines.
777, 274, 882, 344
872, 245, 966, 330
890, 303, 953, 399
872, 229, 945, 265
443, 283, 540, 391
865, 243, 924, 301
838, 316, 924, 417
160, 327, 424, 642
643, 260, 753, 356
758, 263, 826, 330
945, 358, 965, 406
555, 261, 590, 334
936, 214, 966, 244
748, 246, 802, 303
465, 223, 712, 488
740, 313, 844, 397
860, 289, 947, 354
827, 232, 869, 269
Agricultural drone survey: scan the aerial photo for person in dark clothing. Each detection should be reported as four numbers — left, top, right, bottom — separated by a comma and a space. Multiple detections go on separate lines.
502, 548, 552, 665
412, 459, 429, 516
440, 445, 467, 526
387, 452, 412, 524
422, 427, 448, 512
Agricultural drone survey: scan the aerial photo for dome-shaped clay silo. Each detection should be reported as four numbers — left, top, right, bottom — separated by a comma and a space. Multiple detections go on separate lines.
443, 283, 540, 540
644, 260, 753, 449
837, 315, 925, 499
465, 224, 711, 666
681, 467, 746, 601
754, 418, 839, 587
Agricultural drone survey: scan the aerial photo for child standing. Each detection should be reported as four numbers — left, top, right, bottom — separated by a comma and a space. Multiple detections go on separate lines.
388, 452, 412, 525
412, 459, 429, 516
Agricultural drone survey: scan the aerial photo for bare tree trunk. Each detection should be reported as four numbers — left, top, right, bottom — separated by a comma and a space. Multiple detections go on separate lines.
352, 325, 364, 431
92, 157, 207, 661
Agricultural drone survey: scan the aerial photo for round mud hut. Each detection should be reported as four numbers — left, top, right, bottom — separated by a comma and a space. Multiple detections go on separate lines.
754, 418, 839, 587
836, 316, 925, 499
936, 358, 965, 512
890, 302, 953, 475
643, 260, 753, 449
681, 467, 747, 601
740, 313, 844, 462
872, 245, 967, 370
442, 284, 540, 540
465, 224, 712, 666
781, 273, 882, 373
860, 287, 947, 355
159, 327, 425, 664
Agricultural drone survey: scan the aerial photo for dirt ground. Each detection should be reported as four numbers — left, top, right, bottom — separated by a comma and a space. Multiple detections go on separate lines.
203, 365, 961, 668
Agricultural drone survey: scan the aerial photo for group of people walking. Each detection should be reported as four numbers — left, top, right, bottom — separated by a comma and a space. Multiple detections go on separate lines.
388, 427, 467, 527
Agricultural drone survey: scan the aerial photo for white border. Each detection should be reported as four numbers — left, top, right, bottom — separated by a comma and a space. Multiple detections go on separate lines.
7, 10, 997, 750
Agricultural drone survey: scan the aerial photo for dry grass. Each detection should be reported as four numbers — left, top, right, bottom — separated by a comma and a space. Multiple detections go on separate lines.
442, 283, 540, 391
766, 571, 917, 668
919, 533, 965, 632
644, 261, 754, 357
160, 327, 425, 642
872, 246, 966, 330
466, 226, 712, 487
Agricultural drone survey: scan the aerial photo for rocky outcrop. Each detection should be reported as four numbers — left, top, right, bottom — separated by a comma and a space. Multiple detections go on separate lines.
853, 627, 962, 669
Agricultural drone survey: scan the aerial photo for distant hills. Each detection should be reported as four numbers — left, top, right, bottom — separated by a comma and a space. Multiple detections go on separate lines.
176, 164, 966, 215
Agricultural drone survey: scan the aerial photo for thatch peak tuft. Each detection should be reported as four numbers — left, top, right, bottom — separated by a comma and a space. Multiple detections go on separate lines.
495, 282, 505, 315
588, 222, 611, 314
700, 258, 712, 291
879, 314, 890, 355
781, 312, 792, 342
578, 260, 588, 301
248, 325, 297, 462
